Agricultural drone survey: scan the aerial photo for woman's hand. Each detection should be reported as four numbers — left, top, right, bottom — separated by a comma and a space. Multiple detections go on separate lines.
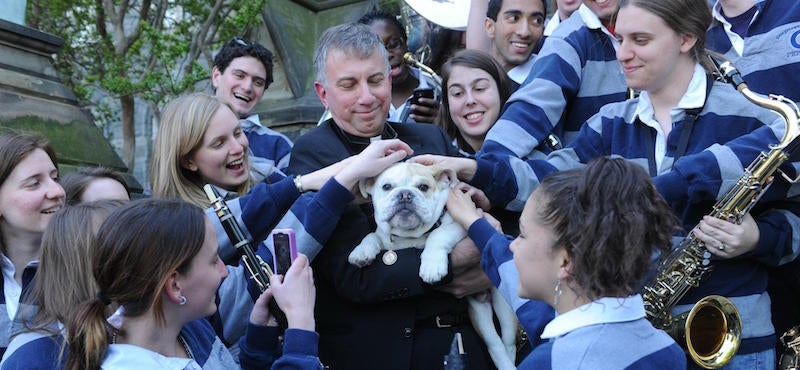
249, 289, 278, 327
334, 139, 414, 191
269, 254, 316, 331
410, 155, 478, 181
693, 213, 759, 259
455, 182, 491, 211
447, 188, 483, 229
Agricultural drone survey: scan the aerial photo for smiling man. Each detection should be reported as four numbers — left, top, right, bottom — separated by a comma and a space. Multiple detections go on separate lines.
211, 38, 293, 179
485, 0, 547, 85
286, 22, 535, 370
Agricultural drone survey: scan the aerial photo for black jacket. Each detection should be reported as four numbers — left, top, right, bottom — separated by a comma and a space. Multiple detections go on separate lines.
289, 120, 492, 370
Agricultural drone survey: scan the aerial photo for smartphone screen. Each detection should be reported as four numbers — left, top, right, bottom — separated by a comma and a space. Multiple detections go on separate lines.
272, 229, 297, 275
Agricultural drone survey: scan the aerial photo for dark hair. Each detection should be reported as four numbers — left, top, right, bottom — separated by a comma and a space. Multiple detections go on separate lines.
0, 131, 59, 255
436, 49, 512, 153
212, 37, 275, 89
66, 199, 206, 370
535, 157, 677, 300
358, 9, 407, 41
488, 0, 547, 21
61, 167, 130, 205
616, 0, 712, 71
0, 131, 58, 190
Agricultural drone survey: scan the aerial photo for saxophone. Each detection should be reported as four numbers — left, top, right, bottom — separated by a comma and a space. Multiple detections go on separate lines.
780, 327, 800, 370
403, 52, 442, 87
642, 54, 800, 369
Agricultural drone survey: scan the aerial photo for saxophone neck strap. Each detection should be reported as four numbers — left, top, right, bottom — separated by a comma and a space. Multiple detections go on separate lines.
640, 74, 714, 177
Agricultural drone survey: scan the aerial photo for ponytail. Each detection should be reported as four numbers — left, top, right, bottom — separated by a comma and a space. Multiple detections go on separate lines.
66, 297, 112, 370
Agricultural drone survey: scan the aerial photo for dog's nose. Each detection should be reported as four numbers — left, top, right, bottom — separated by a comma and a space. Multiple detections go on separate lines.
397, 190, 414, 203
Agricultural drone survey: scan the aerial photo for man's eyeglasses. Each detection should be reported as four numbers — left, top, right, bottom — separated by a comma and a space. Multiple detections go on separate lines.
384, 37, 405, 52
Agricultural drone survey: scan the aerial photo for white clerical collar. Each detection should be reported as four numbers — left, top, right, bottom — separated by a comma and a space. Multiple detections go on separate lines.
541, 294, 646, 339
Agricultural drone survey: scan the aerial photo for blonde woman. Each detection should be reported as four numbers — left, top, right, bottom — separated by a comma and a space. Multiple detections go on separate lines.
150, 93, 412, 262
149, 93, 412, 347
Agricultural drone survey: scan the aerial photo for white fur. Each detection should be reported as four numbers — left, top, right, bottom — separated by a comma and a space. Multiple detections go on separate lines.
350, 162, 519, 370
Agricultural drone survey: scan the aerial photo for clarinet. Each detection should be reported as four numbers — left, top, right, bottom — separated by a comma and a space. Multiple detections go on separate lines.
204, 184, 288, 328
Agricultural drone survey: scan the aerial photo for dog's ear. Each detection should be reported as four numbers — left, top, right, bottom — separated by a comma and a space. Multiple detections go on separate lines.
358, 177, 377, 200
431, 166, 458, 189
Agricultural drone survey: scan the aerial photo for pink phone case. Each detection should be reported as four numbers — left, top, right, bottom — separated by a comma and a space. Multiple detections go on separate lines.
271, 229, 297, 275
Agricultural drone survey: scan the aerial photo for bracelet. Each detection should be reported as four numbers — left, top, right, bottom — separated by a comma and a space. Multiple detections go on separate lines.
293, 175, 305, 193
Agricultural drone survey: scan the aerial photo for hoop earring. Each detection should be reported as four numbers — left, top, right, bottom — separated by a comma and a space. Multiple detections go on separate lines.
179, 295, 187, 305
553, 279, 563, 308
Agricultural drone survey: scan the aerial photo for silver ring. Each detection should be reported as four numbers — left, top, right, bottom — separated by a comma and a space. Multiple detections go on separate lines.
718, 243, 726, 251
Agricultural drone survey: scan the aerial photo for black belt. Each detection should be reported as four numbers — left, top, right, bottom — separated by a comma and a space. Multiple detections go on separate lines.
416, 313, 468, 329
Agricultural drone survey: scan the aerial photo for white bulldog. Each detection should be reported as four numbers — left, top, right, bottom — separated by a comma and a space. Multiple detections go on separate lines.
348, 162, 465, 282
349, 162, 518, 370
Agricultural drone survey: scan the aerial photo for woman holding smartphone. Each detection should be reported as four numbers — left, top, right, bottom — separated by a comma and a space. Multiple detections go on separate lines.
66, 199, 323, 370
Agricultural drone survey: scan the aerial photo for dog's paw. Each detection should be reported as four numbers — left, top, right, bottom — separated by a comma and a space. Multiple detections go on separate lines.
348, 235, 383, 267
348, 246, 378, 267
419, 249, 449, 283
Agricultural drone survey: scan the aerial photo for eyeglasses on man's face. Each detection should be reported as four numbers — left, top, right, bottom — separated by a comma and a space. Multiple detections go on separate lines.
384, 37, 405, 52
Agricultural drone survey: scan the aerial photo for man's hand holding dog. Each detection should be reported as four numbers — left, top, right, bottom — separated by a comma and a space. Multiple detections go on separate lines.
438, 238, 493, 298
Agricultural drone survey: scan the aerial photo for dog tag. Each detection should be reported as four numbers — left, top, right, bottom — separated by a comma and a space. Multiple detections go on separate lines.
382, 250, 398, 265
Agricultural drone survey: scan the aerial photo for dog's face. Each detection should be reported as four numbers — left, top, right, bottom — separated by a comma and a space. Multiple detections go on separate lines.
361, 162, 456, 238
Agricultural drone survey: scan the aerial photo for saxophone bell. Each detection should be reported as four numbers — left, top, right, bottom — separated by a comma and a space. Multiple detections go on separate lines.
668, 296, 742, 369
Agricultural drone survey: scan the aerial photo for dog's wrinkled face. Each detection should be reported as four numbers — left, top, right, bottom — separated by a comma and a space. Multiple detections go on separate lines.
361, 162, 455, 238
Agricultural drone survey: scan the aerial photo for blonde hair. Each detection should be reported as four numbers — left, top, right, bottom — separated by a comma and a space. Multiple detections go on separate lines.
150, 93, 252, 208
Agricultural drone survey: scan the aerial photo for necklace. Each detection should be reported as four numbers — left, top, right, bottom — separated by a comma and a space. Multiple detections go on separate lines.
178, 335, 193, 359
111, 331, 192, 359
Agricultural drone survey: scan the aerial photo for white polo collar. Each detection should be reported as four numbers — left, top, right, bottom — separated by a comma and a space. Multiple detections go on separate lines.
711, 0, 762, 56
577, 4, 618, 51
634, 63, 707, 123
541, 294, 646, 339
507, 54, 536, 84
241, 114, 263, 129
104, 343, 198, 370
